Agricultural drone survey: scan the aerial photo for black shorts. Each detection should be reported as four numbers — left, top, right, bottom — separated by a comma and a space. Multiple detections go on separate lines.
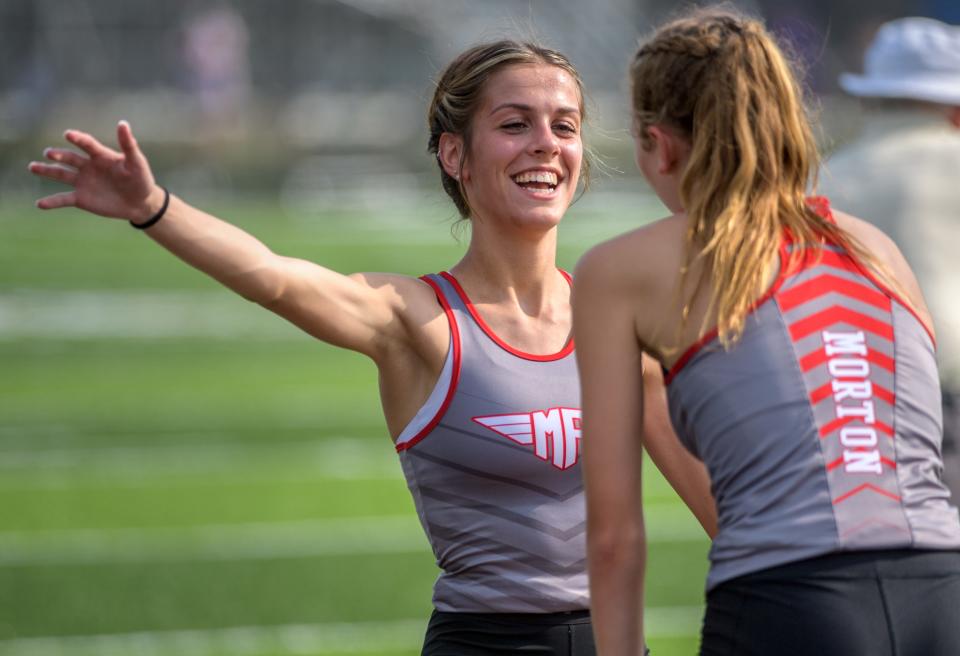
421, 609, 595, 656
700, 549, 960, 656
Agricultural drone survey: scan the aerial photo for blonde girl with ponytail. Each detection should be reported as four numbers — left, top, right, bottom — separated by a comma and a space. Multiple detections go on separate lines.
574, 8, 960, 655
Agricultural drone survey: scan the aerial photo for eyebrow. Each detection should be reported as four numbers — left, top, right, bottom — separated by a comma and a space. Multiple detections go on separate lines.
488, 102, 581, 117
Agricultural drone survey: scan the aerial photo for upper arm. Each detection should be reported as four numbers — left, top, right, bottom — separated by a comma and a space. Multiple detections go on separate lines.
139, 196, 433, 362
262, 260, 433, 361
573, 246, 645, 538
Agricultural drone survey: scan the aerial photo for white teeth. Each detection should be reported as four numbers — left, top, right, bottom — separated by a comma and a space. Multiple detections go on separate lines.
513, 170, 558, 186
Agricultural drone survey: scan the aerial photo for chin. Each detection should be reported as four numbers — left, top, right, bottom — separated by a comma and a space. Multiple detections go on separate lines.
511, 208, 565, 231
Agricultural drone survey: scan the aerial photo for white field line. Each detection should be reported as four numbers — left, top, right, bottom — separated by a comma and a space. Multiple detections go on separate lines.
0, 290, 300, 340
0, 504, 705, 567
1, 193, 655, 343
0, 515, 428, 566
0, 438, 402, 481
0, 618, 429, 656
0, 606, 702, 656
0, 435, 697, 506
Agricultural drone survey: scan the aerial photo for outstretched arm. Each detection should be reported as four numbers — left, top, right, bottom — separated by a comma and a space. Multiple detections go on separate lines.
28, 122, 407, 359
640, 353, 717, 538
573, 247, 646, 656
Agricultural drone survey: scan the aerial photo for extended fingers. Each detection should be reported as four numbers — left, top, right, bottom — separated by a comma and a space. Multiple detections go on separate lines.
64, 129, 118, 161
44, 147, 88, 169
116, 121, 141, 162
28, 161, 78, 186
35, 190, 77, 210
116, 120, 153, 177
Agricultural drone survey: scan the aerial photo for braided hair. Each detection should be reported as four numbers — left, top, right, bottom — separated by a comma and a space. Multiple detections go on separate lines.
631, 8, 890, 346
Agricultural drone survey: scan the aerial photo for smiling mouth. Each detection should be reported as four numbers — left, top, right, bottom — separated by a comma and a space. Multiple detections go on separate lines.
512, 170, 559, 192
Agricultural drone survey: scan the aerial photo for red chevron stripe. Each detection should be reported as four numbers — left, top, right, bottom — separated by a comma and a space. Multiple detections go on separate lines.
802, 249, 863, 275
800, 347, 895, 374
810, 383, 833, 405
793, 246, 936, 348
819, 415, 894, 438
808, 380, 895, 406
778, 273, 891, 313
833, 483, 901, 505
789, 306, 893, 342
838, 517, 912, 539
825, 454, 897, 471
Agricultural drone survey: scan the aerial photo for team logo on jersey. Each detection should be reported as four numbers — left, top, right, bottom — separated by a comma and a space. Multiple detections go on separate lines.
472, 407, 581, 470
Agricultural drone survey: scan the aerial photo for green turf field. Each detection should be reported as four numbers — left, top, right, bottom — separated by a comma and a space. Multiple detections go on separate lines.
0, 194, 710, 656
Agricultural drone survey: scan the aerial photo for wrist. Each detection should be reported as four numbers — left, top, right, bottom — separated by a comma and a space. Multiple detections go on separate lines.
131, 186, 167, 224
130, 186, 169, 230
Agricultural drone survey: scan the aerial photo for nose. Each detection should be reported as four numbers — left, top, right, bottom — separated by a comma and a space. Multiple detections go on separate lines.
529, 120, 560, 157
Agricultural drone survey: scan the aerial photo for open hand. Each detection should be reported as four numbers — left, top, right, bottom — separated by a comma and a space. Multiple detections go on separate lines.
29, 121, 165, 223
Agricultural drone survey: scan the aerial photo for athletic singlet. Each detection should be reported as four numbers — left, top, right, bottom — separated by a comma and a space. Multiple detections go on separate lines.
396, 272, 588, 613
665, 200, 960, 591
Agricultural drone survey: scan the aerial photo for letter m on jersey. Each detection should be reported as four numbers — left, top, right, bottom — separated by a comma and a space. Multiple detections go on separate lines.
472, 407, 582, 470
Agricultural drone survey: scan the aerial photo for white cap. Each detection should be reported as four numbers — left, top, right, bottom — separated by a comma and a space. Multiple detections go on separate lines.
839, 17, 960, 106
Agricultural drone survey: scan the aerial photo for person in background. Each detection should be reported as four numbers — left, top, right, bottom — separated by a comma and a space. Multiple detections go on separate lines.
29, 39, 715, 656
821, 16, 960, 499
574, 8, 960, 655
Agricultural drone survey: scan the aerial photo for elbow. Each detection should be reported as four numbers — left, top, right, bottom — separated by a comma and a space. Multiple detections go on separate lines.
255, 284, 287, 310
237, 261, 287, 308
588, 522, 646, 572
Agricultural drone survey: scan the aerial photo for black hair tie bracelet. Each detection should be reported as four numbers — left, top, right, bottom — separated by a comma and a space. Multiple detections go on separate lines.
130, 186, 169, 230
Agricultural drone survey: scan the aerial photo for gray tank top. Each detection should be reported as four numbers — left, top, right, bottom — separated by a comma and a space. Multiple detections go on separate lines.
396, 272, 588, 613
666, 211, 960, 590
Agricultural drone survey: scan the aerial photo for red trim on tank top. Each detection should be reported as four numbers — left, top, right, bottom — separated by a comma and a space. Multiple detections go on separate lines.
394, 276, 462, 452
438, 270, 575, 362
806, 195, 833, 222
664, 238, 792, 385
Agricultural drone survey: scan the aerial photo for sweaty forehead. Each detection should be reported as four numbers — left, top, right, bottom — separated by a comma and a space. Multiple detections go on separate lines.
480, 63, 582, 115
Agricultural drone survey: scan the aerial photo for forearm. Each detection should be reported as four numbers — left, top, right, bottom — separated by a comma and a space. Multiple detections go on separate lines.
588, 529, 647, 655
642, 355, 718, 538
30, 124, 311, 316
644, 431, 717, 538
142, 192, 283, 305
573, 248, 651, 654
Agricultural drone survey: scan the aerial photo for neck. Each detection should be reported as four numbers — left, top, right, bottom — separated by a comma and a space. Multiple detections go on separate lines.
450, 222, 564, 311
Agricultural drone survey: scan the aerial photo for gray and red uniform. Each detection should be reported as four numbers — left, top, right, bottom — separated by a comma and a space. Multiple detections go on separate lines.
396, 272, 592, 654
666, 200, 960, 655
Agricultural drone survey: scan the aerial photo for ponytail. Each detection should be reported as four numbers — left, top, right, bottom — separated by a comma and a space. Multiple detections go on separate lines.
631, 9, 885, 345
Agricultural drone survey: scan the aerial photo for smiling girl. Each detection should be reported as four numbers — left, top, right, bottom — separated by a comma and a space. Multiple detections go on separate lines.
29, 40, 715, 655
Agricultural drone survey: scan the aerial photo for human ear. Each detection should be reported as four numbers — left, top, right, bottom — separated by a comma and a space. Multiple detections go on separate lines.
646, 125, 679, 175
437, 132, 465, 181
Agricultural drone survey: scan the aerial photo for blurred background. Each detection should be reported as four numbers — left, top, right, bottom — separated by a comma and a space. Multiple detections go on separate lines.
1, 1, 957, 655
2, 0, 958, 206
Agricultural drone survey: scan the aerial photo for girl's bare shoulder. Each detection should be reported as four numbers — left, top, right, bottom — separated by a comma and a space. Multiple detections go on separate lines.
831, 210, 895, 256
575, 212, 687, 291
830, 208, 933, 331
831, 209, 913, 284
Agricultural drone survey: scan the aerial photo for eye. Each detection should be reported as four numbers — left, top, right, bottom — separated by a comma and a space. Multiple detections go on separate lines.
554, 122, 579, 135
501, 121, 527, 131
